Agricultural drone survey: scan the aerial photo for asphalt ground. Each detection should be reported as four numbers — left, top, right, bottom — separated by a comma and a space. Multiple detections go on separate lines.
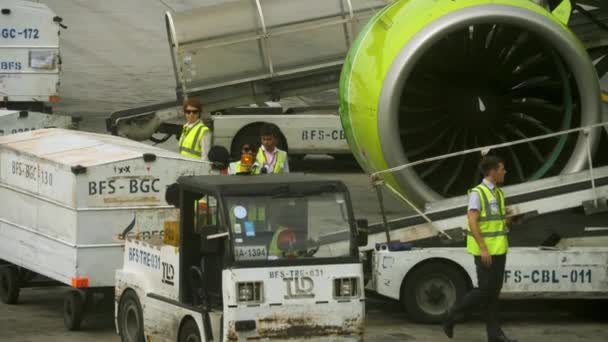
2, 157, 607, 342
1, 159, 607, 342
1, 286, 607, 342
2, 1, 607, 341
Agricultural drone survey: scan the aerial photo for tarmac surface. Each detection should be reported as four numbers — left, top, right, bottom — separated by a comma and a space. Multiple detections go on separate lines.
1, 154, 607, 342
1, 1, 608, 341
1, 287, 607, 342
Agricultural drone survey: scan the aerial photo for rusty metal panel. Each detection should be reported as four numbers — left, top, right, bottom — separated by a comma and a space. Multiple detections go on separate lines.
222, 264, 365, 340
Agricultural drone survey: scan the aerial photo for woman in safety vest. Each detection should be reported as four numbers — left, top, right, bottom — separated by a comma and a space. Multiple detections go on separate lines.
178, 98, 211, 161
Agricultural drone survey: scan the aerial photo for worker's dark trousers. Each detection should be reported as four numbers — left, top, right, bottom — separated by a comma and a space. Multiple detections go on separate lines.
449, 254, 507, 341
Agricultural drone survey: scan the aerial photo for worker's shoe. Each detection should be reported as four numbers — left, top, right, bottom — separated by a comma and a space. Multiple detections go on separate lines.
489, 334, 518, 342
441, 310, 454, 339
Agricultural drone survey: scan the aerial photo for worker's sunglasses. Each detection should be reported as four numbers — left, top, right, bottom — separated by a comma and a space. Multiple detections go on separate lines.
184, 109, 200, 114
242, 147, 253, 152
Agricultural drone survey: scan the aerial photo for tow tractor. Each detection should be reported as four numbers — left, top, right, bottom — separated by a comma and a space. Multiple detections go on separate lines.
115, 174, 369, 341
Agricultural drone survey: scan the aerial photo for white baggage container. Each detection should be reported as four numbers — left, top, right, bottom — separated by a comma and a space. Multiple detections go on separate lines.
0, 128, 210, 290
0, 108, 74, 136
0, 0, 61, 104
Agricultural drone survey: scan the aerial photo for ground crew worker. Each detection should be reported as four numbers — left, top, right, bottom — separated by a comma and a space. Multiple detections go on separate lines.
267, 203, 303, 258
178, 98, 211, 161
228, 142, 256, 175
253, 123, 289, 174
443, 155, 517, 342
208, 146, 230, 175
268, 226, 298, 258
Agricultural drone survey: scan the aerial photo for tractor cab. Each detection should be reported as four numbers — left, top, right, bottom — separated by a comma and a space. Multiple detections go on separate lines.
116, 174, 367, 341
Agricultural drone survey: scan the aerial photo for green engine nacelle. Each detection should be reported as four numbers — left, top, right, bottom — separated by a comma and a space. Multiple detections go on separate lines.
339, 0, 601, 205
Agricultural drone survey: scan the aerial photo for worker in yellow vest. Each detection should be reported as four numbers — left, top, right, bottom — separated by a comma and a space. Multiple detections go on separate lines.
443, 155, 516, 342
229, 142, 255, 175
268, 226, 298, 258
207, 146, 230, 175
253, 123, 289, 174
179, 98, 211, 161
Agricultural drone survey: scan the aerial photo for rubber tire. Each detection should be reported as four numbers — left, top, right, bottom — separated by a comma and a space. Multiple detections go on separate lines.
567, 299, 608, 322
231, 126, 261, 160
179, 318, 201, 342
401, 262, 469, 324
0, 266, 20, 304
63, 290, 86, 331
118, 291, 145, 342
100, 288, 116, 312
18, 269, 37, 283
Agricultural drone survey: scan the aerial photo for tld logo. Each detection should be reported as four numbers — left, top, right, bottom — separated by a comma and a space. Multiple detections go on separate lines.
162, 262, 175, 286
283, 276, 314, 299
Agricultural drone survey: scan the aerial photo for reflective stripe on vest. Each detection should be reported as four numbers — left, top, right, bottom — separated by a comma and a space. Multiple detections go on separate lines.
179, 121, 209, 159
465, 229, 509, 238
466, 184, 508, 256
254, 149, 286, 174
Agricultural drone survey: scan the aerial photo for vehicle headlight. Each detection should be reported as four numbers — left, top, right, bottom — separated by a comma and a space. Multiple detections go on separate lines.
334, 277, 359, 299
29, 51, 57, 70
237, 281, 263, 303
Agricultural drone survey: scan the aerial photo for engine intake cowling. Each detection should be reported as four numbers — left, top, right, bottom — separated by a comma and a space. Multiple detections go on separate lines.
339, 0, 602, 206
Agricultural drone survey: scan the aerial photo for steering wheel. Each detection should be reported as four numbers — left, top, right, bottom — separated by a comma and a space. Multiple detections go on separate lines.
303, 239, 321, 257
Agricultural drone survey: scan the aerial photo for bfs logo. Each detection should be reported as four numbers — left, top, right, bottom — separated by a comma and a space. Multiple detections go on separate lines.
283, 276, 314, 299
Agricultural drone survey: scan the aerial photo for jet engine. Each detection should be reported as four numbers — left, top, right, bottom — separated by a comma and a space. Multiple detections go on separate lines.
339, 0, 603, 205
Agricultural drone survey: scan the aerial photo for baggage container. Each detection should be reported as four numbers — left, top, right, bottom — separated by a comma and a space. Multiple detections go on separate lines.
0, 108, 74, 136
0, 129, 210, 329
0, 0, 61, 107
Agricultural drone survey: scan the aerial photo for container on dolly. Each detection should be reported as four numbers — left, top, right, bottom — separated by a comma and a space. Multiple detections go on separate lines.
0, 128, 210, 330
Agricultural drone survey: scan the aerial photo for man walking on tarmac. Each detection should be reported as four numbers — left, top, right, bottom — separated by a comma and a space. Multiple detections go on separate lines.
443, 155, 516, 342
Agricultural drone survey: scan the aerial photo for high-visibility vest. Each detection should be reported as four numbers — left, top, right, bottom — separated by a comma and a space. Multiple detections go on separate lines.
253, 148, 287, 174
179, 121, 209, 159
466, 184, 509, 256
228, 161, 249, 175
